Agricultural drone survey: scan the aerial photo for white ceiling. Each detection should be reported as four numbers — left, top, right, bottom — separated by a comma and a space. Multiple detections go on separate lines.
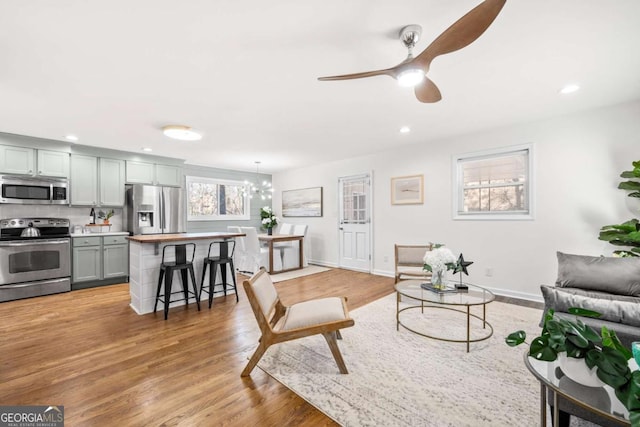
2, 1, 639, 174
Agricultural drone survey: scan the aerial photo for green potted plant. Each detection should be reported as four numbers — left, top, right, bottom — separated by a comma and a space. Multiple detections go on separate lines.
97, 209, 115, 225
599, 160, 640, 257
506, 308, 640, 425
259, 206, 277, 235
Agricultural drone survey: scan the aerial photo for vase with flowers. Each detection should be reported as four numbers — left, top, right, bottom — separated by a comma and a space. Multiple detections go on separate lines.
260, 206, 278, 235
423, 244, 457, 289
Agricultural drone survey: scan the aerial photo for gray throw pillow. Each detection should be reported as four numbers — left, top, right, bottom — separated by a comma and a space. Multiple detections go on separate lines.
540, 285, 640, 327
556, 252, 640, 297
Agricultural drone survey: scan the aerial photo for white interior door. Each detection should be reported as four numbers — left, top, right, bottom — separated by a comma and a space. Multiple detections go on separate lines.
338, 174, 371, 272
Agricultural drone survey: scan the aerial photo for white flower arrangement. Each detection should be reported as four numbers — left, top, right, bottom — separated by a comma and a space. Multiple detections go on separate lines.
423, 245, 457, 273
259, 206, 278, 229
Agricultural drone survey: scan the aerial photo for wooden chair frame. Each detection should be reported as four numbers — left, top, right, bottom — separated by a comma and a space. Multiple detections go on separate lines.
241, 268, 355, 377
394, 243, 433, 283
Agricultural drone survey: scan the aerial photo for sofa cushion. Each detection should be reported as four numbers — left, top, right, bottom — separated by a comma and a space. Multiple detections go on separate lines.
555, 252, 640, 296
541, 285, 640, 327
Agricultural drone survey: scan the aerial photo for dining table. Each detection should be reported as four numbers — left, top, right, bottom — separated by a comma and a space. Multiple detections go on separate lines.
258, 233, 304, 273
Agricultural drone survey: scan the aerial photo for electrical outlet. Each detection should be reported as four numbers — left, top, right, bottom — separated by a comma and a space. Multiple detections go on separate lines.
485, 268, 494, 277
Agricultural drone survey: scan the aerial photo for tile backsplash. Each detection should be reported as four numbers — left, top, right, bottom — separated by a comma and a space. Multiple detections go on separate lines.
0, 205, 125, 232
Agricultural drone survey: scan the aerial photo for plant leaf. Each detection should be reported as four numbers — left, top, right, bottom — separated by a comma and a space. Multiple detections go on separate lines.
505, 331, 526, 347
619, 181, 640, 191
529, 336, 557, 361
568, 307, 602, 318
601, 327, 633, 360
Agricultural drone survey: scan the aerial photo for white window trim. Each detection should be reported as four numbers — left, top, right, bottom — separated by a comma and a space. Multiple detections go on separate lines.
186, 176, 250, 221
452, 143, 535, 221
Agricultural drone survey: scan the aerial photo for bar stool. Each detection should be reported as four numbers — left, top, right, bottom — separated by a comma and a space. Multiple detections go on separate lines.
154, 243, 201, 320
199, 240, 238, 308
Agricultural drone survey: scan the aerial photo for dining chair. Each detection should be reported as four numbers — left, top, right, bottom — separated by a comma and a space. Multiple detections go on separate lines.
281, 224, 308, 270
240, 226, 282, 274
241, 268, 355, 377
394, 244, 433, 283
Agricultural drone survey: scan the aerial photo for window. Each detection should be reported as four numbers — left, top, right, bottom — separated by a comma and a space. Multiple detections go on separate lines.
453, 144, 533, 220
186, 176, 249, 221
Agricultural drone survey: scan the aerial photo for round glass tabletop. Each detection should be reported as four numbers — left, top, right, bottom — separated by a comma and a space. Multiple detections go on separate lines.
394, 279, 495, 306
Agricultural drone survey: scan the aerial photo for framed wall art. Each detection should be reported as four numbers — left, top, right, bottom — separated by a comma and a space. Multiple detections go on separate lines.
282, 187, 323, 217
391, 174, 424, 205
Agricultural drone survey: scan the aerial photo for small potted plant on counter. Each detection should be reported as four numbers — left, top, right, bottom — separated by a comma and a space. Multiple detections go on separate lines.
98, 209, 115, 225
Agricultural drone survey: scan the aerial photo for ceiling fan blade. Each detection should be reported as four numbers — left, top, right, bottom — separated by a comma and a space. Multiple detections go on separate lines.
318, 68, 394, 81
413, 0, 506, 69
414, 77, 442, 103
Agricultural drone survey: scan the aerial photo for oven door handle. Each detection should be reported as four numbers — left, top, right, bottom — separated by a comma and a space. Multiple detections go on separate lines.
0, 239, 70, 247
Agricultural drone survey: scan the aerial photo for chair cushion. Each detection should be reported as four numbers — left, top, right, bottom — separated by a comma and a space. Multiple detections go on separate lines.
397, 266, 430, 277
556, 252, 640, 296
541, 285, 640, 327
252, 272, 278, 316
280, 297, 347, 331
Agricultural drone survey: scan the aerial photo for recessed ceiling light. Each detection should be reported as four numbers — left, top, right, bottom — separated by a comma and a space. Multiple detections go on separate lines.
559, 84, 580, 95
142, 147, 153, 152
65, 135, 79, 142
400, 126, 411, 134
162, 125, 202, 141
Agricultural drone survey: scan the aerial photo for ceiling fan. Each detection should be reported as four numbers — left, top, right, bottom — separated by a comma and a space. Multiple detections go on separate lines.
317, 0, 506, 103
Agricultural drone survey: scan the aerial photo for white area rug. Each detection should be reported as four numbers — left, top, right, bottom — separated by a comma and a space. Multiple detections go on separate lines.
256, 293, 598, 426
270, 265, 331, 283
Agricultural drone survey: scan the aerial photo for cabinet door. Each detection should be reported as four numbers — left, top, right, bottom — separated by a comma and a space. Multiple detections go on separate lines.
155, 164, 182, 187
0, 145, 35, 175
99, 158, 125, 206
126, 160, 154, 184
103, 243, 129, 278
37, 150, 70, 178
70, 155, 98, 206
72, 246, 102, 282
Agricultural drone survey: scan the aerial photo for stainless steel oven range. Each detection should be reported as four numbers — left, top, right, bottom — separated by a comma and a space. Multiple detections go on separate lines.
0, 218, 71, 302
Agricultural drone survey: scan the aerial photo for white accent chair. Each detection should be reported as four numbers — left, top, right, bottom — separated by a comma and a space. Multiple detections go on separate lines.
240, 226, 282, 274
241, 268, 354, 377
281, 224, 309, 270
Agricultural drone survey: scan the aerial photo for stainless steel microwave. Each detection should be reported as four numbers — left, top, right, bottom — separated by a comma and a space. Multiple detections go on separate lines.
0, 175, 69, 204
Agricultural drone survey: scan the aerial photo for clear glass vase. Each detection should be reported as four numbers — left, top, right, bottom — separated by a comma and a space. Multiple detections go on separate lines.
432, 269, 447, 289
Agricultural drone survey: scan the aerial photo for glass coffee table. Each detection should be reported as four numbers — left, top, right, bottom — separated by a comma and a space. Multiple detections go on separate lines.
524, 353, 637, 426
394, 279, 495, 352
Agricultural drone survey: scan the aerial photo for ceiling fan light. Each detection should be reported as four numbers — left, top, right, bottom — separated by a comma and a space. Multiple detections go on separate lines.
397, 69, 424, 87
162, 125, 202, 141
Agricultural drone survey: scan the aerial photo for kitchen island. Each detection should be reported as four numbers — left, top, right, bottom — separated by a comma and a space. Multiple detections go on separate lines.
127, 232, 244, 314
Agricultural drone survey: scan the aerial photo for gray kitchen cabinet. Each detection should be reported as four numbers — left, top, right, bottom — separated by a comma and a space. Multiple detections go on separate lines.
103, 235, 129, 278
0, 145, 35, 175
126, 160, 182, 187
37, 149, 69, 178
126, 160, 155, 184
72, 238, 102, 283
72, 235, 128, 286
70, 154, 98, 205
155, 164, 182, 187
71, 155, 125, 207
99, 158, 125, 206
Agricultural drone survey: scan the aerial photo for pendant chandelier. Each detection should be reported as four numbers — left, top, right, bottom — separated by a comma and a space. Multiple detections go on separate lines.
243, 161, 273, 200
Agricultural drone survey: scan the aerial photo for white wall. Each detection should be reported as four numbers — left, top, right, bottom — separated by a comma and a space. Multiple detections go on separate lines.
272, 100, 640, 300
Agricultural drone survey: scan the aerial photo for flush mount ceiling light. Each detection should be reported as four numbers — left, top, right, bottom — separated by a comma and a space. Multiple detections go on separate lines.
559, 84, 580, 95
400, 126, 411, 134
65, 134, 79, 142
162, 125, 202, 141
142, 147, 153, 152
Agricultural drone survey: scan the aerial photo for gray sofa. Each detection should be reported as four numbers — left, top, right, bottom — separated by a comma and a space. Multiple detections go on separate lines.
541, 251, 640, 347
540, 252, 640, 427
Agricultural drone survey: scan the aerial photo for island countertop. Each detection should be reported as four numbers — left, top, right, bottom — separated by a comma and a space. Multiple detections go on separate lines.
127, 232, 244, 243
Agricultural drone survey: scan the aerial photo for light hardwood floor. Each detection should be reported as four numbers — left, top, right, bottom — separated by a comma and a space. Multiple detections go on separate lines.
0, 268, 395, 426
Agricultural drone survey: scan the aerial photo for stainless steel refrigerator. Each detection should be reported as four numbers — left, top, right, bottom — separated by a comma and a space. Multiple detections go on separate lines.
126, 185, 185, 235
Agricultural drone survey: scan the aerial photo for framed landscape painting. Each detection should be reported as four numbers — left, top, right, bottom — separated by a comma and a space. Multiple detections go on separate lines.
282, 187, 323, 217
391, 174, 424, 205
